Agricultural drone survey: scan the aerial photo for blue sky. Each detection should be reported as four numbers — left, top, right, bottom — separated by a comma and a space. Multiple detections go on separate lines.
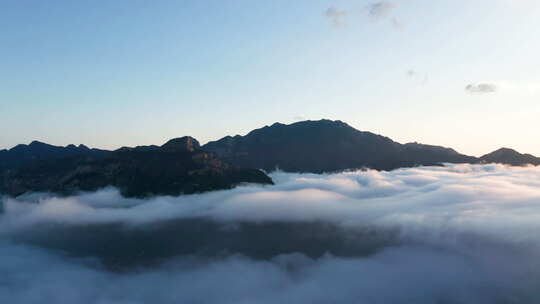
1, 0, 539, 156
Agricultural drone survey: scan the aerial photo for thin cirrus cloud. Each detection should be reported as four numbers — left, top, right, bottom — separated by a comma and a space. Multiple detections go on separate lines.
2, 164, 540, 303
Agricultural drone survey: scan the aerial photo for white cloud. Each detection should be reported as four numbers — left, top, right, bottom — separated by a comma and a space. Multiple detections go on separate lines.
2, 164, 540, 303
1, 242, 528, 304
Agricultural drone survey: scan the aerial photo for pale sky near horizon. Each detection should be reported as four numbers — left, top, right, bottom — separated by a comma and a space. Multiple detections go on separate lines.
1, 0, 539, 156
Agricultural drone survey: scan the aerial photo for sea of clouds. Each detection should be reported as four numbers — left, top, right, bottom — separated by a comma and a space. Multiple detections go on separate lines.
1, 164, 540, 303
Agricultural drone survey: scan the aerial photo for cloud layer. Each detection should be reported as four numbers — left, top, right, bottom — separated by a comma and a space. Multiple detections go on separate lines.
2, 164, 540, 303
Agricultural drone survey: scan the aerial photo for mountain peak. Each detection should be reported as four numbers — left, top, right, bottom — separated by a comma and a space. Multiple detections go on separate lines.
203, 119, 478, 173
290, 119, 350, 127
29, 140, 49, 147
481, 147, 521, 159
161, 136, 201, 152
491, 147, 518, 154
480, 148, 540, 166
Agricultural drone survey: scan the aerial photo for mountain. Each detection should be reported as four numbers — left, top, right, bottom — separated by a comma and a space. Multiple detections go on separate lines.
401, 142, 478, 165
203, 119, 476, 173
0, 137, 273, 198
2, 120, 538, 198
0, 141, 109, 169
480, 148, 540, 166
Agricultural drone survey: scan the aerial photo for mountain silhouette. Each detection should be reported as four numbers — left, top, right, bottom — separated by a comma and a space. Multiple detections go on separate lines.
203, 119, 477, 173
2, 120, 539, 197
0, 141, 109, 169
0, 137, 272, 198
480, 148, 540, 166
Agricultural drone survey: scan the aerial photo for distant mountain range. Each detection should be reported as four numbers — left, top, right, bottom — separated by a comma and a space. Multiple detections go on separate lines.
203, 119, 539, 172
1, 119, 538, 197
0, 141, 109, 170
0, 137, 272, 198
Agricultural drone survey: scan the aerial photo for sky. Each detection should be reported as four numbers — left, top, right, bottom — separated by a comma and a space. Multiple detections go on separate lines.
1, 0, 539, 156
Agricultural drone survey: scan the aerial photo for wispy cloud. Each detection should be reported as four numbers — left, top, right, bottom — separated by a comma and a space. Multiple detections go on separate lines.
407, 69, 428, 85
465, 83, 498, 94
325, 1, 402, 29
392, 17, 404, 29
325, 7, 347, 27
367, 1, 396, 20
368, 1, 404, 29
466, 81, 540, 95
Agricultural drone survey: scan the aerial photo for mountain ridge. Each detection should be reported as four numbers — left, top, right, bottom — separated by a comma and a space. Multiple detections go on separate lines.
0, 141, 110, 170
3, 120, 539, 172
203, 119, 481, 173
0, 137, 273, 198
2, 119, 539, 197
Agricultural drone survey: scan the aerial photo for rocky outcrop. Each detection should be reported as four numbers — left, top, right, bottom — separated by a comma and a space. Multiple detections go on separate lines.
161, 136, 201, 153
